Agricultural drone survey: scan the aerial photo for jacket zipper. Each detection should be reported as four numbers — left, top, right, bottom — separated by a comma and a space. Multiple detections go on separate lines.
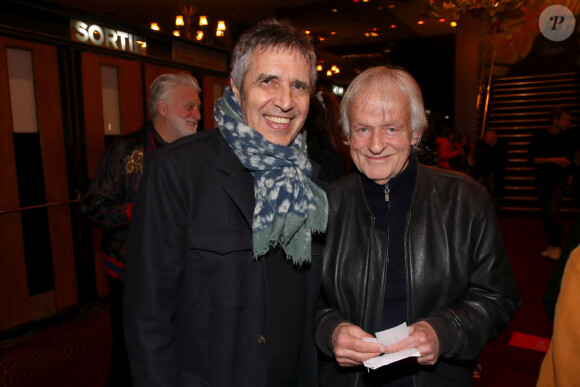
385, 182, 390, 263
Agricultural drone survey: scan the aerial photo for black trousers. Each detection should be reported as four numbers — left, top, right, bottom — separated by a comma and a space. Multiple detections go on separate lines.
536, 179, 567, 246
108, 277, 132, 387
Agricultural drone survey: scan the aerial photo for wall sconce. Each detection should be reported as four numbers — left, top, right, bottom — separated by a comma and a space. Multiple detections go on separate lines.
216, 20, 226, 37
150, 22, 160, 31
199, 16, 208, 26
175, 15, 184, 27
196, 31, 204, 40
173, 30, 180, 37
317, 64, 323, 71
326, 70, 332, 77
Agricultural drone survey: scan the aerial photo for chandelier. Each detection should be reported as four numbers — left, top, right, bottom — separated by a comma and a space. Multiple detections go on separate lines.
150, 3, 227, 46
428, 0, 525, 19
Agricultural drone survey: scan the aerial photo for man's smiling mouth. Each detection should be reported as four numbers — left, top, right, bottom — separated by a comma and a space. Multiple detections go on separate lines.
265, 115, 291, 124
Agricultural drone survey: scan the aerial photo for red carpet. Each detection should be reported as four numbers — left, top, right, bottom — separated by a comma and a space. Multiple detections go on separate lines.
0, 216, 569, 386
472, 216, 571, 386
0, 307, 110, 387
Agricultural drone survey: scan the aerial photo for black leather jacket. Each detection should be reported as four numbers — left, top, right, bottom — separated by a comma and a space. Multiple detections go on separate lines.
315, 158, 520, 386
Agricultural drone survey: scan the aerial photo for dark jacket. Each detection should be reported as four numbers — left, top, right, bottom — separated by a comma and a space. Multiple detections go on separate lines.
82, 121, 162, 279
315, 158, 520, 386
124, 129, 322, 387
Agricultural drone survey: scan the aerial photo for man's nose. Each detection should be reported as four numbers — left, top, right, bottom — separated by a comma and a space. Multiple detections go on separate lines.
369, 130, 386, 152
193, 107, 201, 121
273, 85, 294, 112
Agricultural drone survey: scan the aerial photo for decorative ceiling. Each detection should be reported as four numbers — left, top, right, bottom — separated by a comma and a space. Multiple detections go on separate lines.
31, 0, 458, 83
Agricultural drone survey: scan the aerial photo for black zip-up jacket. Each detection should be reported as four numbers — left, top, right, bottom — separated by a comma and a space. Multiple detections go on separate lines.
315, 156, 520, 386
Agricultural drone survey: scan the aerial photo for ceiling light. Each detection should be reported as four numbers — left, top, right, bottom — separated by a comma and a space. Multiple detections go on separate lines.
390, 24, 396, 29
429, 0, 524, 20
417, 20, 425, 25
450, 21, 458, 27
150, 23, 160, 31
317, 64, 323, 71
438, 18, 446, 22
331, 8, 338, 12
326, 70, 332, 76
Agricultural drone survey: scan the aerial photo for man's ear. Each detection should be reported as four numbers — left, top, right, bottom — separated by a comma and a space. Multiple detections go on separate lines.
411, 130, 420, 146
231, 77, 242, 102
157, 100, 167, 118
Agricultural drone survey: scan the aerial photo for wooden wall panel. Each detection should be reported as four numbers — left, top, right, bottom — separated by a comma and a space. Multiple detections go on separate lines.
30, 42, 78, 310
82, 53, 145, 176
203, 75, 230, 130
0, 38, 32, 330
81, 53, 145, 298
82, 53, 106, 180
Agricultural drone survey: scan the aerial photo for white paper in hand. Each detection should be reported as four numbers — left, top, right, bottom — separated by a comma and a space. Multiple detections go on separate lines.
362, 323, 421, 370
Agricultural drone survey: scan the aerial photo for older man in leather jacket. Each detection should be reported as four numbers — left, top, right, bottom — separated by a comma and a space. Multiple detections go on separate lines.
315, 66, 520, 387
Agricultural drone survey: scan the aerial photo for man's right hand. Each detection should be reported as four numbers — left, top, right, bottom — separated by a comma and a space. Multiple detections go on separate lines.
332, 322, 385, 367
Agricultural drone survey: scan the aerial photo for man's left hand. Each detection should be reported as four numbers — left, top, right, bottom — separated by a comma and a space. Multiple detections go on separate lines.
384, 321, 439, 365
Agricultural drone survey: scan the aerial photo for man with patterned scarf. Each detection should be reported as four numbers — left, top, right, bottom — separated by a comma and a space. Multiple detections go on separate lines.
124, 18, 328, 387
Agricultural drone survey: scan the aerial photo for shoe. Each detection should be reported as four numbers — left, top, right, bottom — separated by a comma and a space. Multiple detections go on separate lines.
473, 362, 482, 379
549, 247, 561, 260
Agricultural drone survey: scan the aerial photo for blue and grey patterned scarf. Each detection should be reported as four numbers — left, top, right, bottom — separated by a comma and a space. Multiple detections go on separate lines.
214, 87, 328, 266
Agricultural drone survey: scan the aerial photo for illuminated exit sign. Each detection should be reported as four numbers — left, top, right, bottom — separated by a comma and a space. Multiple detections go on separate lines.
71, 20, 147, 55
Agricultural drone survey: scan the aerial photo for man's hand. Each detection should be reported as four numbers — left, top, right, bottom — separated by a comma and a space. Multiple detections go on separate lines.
384, 321, 440, 365
332, 322, 385, 367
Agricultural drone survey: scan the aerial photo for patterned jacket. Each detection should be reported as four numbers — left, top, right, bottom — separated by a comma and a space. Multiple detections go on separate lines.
82, 121, 165, 279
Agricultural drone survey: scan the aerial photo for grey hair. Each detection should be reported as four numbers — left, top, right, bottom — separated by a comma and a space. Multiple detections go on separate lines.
340, 66, 427, 145
230, 18, 317, 94
149, 73, 201, 119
